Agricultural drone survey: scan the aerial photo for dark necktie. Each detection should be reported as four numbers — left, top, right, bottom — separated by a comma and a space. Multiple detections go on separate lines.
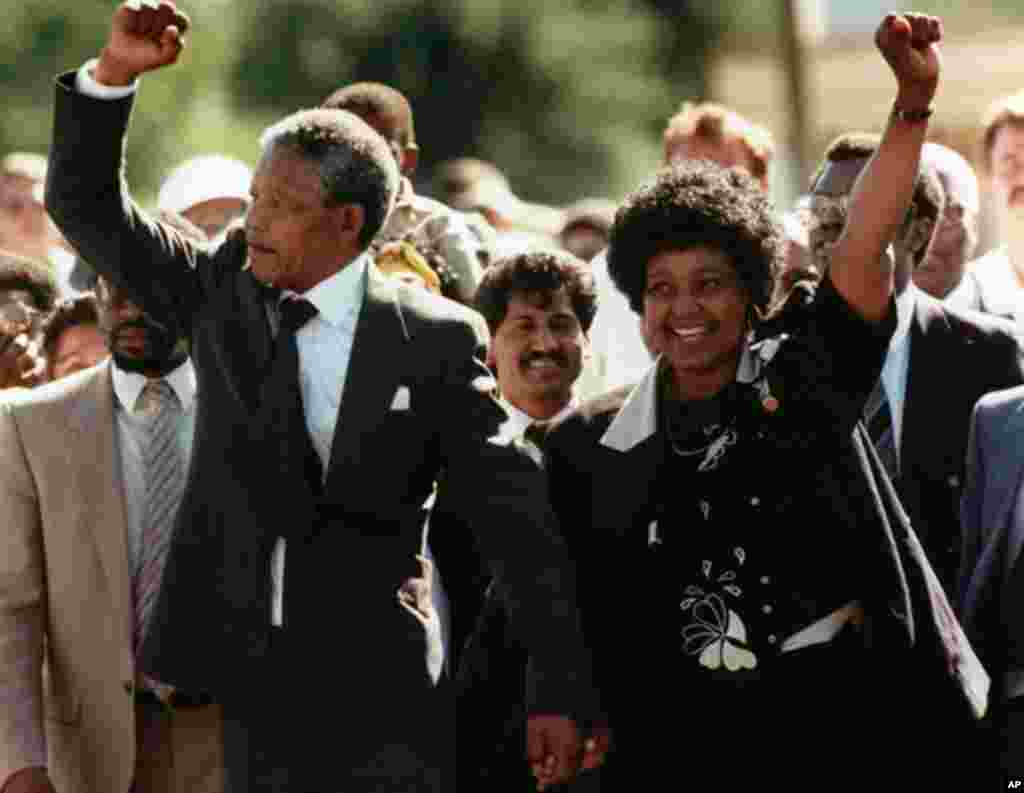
864, 378, 899, 481
260, 297, 323, 500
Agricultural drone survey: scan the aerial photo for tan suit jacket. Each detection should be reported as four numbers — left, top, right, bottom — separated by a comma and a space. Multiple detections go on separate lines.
0, 361, 137, 793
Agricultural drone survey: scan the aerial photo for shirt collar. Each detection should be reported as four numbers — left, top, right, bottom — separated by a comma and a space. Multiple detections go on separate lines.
891, 283, 918, 349
600, 336, 768, 453
112, 357, 197, 413
284, 252, 368, 328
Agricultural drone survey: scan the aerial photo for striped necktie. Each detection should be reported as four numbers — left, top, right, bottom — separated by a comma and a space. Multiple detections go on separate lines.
864, 378, 899, 481
132, 379, 186, 657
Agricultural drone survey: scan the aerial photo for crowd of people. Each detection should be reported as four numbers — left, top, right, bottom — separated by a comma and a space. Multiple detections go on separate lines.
2, 3, 1024, 791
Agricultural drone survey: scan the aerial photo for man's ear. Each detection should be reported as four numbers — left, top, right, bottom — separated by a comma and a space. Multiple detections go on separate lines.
485, 344, 497, 370
331, 203, 366, 244
400, 145, 419, 178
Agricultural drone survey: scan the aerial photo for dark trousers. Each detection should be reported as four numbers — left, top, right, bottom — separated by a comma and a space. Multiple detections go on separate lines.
222, 626, 450, 793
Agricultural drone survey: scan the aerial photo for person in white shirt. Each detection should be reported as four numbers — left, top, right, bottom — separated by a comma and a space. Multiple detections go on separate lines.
964, 91, 1024, 322
0, 272, 219, 793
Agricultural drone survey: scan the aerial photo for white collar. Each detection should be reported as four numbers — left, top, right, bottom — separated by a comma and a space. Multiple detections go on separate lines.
892, 283, 918, 348
599, 338, 771, 453
490, 395, 580, 445
283, 252, 368, 328
112, 357, 197, 413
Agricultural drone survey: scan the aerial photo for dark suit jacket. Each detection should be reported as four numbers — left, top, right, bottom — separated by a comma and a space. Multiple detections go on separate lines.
898, 292, 1023, 596
45, 73, 593, 759
960, 385, 1024, 689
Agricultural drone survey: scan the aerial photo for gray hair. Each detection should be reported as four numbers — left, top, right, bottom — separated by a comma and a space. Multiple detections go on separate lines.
259, 108, 399, 246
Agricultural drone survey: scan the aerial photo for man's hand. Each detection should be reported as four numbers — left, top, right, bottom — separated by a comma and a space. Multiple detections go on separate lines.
1, 768, 55, 793
94, 1, 191, 87
527, 715, 585, 791
875, 13, 942, 111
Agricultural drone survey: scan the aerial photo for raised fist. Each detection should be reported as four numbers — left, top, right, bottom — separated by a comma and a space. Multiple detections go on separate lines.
875, 13, 942, 110
95, 1, 191, 86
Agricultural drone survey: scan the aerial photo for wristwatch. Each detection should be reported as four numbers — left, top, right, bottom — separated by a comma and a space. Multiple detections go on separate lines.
892, 103, 934, 123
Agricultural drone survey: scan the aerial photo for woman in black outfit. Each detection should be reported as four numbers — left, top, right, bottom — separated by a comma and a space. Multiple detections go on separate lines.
536, 13, 958, 790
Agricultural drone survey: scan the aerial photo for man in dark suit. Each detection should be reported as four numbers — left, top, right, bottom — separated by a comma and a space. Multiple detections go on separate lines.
429, 250, 599, 788
807, 134, 1024, 597
960, 385, 1024, 783
44, 3, 596, 791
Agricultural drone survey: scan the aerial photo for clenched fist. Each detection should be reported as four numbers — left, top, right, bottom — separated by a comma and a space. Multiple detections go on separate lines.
875, 13, 942, 112
94, 1, 191, 87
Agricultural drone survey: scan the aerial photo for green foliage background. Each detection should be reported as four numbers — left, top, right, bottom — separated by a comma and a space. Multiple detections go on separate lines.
0, 0, 719, 208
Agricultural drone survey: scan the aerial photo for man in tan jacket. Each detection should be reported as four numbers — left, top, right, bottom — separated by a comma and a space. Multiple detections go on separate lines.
0, 275, 222, 793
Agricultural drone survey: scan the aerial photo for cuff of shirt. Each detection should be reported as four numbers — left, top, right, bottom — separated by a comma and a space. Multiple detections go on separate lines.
75, 58, 139, 99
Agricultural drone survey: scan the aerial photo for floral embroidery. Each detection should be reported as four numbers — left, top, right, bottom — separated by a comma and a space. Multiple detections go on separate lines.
680, 550, 757, 671
681, 593, 758, 671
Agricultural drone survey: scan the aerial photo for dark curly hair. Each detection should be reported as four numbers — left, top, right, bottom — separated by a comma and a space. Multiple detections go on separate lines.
607, 161, 782, 317
474, 250, 598, 335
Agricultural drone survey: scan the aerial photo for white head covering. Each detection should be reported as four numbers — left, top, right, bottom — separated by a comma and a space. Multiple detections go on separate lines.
921, 142, 980, 215
157, 155, 253, 215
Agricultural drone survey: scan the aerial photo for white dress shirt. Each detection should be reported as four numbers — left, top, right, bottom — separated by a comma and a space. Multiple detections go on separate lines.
964, 247, 1024, 324
282, 255, 367, 472
501, 398, 579, 438
879, 285, 917, 453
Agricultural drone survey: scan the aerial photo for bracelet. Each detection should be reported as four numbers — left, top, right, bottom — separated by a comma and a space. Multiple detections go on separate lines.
891, 104, 934, 124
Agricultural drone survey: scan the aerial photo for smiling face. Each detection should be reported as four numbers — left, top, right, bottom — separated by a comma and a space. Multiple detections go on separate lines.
246, 145, 360, 294
489, 288, 586, 419
643, 246, 749, 401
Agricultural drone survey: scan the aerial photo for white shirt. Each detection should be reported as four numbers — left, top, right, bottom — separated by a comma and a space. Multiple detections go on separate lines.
880, 285, 917, 453
282, 255, 367, 473
965, 247, 1024, 324
502, 398, 579, 438
111, 360, 198, 572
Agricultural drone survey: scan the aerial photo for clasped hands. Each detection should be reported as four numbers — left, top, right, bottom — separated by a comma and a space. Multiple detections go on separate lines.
527, 715, 611, 790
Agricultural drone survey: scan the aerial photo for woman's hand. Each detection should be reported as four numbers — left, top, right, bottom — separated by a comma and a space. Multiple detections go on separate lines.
875, 13, 942, 113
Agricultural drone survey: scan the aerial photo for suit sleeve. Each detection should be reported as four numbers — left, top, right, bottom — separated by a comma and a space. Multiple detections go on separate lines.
0, 401, 47, 784
45, 72, 234, 337
432, 314, 597, 720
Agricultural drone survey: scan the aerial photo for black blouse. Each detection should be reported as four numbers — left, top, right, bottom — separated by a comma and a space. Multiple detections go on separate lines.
544, 277, 898, 760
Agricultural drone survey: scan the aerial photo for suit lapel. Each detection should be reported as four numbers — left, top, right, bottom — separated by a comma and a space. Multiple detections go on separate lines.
323, 267, 410, 495
66, 363, 133, 652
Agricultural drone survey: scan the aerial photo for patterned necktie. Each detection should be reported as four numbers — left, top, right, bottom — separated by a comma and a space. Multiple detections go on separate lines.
864, 378, 899, 481
261, 297, 323, 499
132, 379, 186, 657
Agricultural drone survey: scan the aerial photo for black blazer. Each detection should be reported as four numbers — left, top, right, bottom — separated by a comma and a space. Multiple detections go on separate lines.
45, 74, 592, 729
898, 292, 1023, 595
